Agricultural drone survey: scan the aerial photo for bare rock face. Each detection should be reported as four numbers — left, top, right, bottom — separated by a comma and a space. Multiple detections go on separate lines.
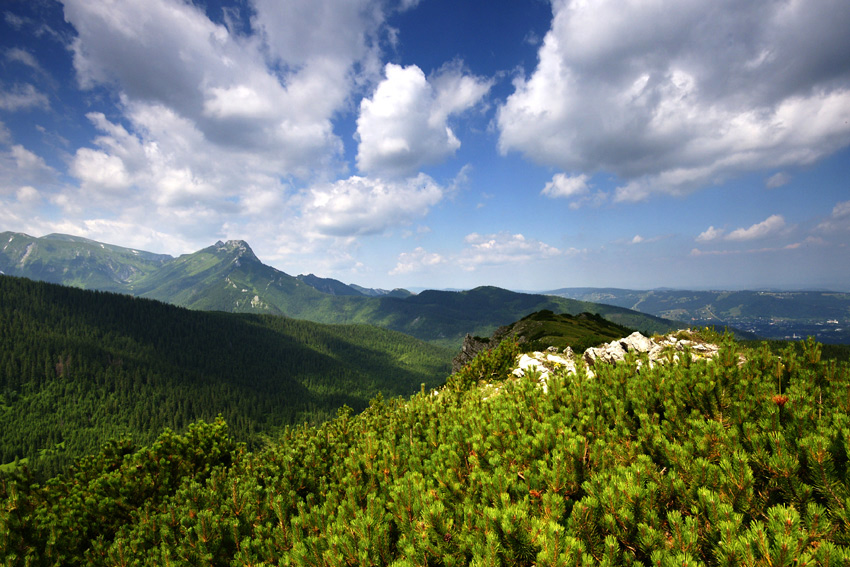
452, 334, 492, 374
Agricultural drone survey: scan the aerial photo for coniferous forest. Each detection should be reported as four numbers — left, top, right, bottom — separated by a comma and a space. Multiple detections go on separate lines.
0, 275, 452, 478
3, 313, 850, 564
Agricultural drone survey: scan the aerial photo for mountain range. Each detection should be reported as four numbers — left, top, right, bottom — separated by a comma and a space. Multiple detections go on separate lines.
547, 287, 850, 343
1, 232, 679, 347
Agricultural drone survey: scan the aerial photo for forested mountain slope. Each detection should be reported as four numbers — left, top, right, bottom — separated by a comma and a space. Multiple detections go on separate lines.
0, 275, 452, 478
4, 331, 850, 565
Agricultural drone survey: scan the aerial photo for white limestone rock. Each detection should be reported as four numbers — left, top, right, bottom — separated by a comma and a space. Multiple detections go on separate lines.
620, 332, 653, 353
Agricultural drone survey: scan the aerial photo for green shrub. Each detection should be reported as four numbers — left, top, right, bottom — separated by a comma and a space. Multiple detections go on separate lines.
445, 339, 521, 392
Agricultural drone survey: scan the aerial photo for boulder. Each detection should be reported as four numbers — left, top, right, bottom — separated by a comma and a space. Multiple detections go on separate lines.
584, 340, 628, 365
620, 332, 653, 353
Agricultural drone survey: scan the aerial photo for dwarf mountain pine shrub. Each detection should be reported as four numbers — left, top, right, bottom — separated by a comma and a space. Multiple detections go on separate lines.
3, 337, 850, 565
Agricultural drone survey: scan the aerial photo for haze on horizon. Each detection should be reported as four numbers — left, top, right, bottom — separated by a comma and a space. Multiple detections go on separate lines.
1, 0, 849, 292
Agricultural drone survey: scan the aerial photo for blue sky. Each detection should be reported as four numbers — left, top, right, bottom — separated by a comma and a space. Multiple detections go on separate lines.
1, 0, 850, 291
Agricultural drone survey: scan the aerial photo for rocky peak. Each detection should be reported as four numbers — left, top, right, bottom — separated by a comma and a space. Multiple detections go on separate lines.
213, 240, 258, 263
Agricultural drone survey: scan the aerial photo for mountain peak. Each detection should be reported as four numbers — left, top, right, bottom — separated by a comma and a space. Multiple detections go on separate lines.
213, 239, 258, 262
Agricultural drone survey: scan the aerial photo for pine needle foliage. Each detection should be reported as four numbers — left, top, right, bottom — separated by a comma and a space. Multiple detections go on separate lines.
3, 336, 850, 565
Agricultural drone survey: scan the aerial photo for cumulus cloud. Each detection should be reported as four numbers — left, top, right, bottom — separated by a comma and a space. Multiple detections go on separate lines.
61, 0, 375, 179
70, 148, 131, 193
356, 63, 491, 177
302, 174, 445, 237
541, 173, 589, 199
50, 0, 416, 254
48, 0, 475, 260
696, 225, 725, 242
390, 246, 444, 275
459, 232, 561, 269
498, 0, 850, 200
726, 214, 786, 241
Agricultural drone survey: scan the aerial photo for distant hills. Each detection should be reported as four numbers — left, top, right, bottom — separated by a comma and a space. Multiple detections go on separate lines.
1, 232, 679, 347
547, 287, 850, 343
297, 273, 412, 298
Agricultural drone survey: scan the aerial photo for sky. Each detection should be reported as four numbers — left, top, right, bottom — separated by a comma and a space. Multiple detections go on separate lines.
1, 0, 850, 292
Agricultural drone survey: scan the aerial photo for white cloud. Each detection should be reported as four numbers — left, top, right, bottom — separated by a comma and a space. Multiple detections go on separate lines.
49, 0, 473, 262
250, 0, 382, 71
459, 232, 561, 269
390, 246, 444, 275
61, 0, 371, 180
356, 63, 491, 177
628, 233, 668, 245
0, 145, 57, 194
5, 48, 44, 73
498, 0, 850, 200
817, 200, 850, 232
726, 214, 786, 241
541, 173, 589, 199
302, 174, 445, 237
15, 185, 41, 205
0, 83, 49, 111
696, 225, 725, 242
766, 172, 790, 189
70, 148, 131, 193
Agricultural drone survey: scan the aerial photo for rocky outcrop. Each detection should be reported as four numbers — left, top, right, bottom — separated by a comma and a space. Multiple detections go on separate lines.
582, 331, 720, 366
451, 323, 527, 373
511, 330, 725, 384
452, 334, 492, 373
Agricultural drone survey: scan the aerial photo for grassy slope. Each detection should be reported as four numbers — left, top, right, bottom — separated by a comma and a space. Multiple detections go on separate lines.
0, 232, 170, 291
503, 309, 636, 351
